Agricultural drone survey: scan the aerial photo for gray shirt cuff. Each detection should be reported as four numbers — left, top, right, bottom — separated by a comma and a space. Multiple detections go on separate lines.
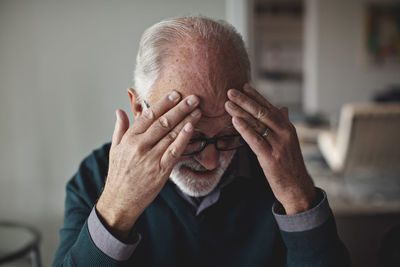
87, 207, 141, 261
272, 188, 331, 232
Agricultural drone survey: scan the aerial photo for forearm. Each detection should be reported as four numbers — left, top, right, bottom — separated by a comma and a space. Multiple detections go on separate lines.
96, 190, 140, 241
273, 189, 351, 267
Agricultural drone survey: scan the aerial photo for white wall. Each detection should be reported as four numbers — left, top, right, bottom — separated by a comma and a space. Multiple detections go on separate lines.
303, 0, 400, 119
0, 0, 225, 265
226, 0, 257, 83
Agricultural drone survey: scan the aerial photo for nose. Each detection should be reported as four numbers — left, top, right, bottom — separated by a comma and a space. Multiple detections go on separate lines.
193, 144, 219, 171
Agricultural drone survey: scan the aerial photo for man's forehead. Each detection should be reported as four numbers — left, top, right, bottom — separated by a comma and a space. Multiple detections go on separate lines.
180, 90, 228, 117
150, 40, 247, 116
165, 42, 246, 95
193, 112, 235, 136
194, 124, 234, 132
152, 71, 233, 117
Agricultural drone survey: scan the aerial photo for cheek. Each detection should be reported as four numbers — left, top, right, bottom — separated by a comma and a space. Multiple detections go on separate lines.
174, 155, 191, 166
220, 151, 236, 165
178, 155, 191, 162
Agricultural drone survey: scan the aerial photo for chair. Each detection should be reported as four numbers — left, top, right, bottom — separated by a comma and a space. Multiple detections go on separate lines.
0, 221, 41, 267
317, 103, 400, 174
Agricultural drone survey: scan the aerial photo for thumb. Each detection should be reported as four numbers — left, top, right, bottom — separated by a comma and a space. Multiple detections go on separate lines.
112, 109, 129, 147
280, 107, 289, 120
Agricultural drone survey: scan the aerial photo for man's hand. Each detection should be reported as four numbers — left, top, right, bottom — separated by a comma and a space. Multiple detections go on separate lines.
96, 91, 201, 240
225, 84, 316, 215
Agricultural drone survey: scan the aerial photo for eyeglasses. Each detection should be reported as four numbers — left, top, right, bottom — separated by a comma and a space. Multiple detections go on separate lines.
142, 100, 245, 156
182, 134, 245, 156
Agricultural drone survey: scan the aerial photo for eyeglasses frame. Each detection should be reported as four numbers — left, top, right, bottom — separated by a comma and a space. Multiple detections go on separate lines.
141, 100, 245, 156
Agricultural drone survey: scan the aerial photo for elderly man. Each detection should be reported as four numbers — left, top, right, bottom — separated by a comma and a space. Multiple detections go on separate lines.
53, 16, 350, 266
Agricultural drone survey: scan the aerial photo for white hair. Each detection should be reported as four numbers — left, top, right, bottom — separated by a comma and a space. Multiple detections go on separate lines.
169, 151, 236, 197
133, 15, 251, 102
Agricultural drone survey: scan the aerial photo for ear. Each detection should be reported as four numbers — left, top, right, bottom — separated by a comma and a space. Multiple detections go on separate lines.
127, 88, 143, 120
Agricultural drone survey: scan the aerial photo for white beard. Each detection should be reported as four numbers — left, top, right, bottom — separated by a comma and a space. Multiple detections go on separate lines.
169, 152, 235, 197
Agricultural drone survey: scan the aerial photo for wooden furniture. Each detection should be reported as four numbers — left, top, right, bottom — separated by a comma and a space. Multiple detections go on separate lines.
317, 103, 400, 174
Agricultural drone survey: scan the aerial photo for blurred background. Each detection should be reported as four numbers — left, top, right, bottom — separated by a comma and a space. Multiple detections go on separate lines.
0, 0, 399, 266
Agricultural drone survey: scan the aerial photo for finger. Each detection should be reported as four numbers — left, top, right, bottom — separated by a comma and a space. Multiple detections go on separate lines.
224, 100, 265, 134
243, 83, 276, 111
262, 130, 279, 149
280, 107, 289, 120
232, 116, 272, 156
159, 122, 195, 170
130, 91, 181, 135
242, 85, 292, 132
227, 88, 281, 132
143, 95, 200, 146
111, 109, 130, 148
153, 107, 202, 153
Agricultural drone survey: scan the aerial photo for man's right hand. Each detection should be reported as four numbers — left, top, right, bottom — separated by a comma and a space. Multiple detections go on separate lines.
96, 91, 201, 241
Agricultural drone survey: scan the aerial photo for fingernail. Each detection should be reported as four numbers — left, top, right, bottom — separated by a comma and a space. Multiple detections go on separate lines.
184, 122, 193, 132
115, 110, 120, 121
168, 91, 180, 101
229, 89, 238, 97
186, 95, 199, 106
191, 109, 201, 118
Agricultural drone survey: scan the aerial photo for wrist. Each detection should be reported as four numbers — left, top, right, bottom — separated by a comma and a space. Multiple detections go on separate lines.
96, 194, 138, 241
279, 187, 317, 215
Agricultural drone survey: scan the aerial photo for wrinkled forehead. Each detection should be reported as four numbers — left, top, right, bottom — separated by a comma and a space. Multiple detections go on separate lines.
159, 42, 247, 117
194, 113, 236, 137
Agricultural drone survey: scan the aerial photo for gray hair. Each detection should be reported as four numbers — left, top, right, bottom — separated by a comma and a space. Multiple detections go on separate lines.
133, 15, 250, 102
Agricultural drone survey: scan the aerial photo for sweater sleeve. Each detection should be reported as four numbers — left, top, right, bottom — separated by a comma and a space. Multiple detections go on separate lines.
88, 207, 141, 261
272, 188, 351, 266
52, 143, 135, 266
52, 178, 120, 266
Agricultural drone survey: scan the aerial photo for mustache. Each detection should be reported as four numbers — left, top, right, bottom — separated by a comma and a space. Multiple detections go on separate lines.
176, 151, 235, 172
178, 159, 209, 172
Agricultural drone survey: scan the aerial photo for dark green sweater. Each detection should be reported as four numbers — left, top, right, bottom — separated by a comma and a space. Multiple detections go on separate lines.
53, 143, 350, 266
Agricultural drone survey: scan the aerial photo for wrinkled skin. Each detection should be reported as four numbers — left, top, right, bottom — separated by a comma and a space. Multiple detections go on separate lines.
225, 84, 316, 215
97, 39, 316, 241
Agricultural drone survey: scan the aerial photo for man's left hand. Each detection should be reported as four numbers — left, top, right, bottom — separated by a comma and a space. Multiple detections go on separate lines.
225, 84, 316, 215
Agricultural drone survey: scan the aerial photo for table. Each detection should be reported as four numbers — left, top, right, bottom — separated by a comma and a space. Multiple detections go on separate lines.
295, 122, 400, 215
0, 222, 41, 267
300, 141, 400, 215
